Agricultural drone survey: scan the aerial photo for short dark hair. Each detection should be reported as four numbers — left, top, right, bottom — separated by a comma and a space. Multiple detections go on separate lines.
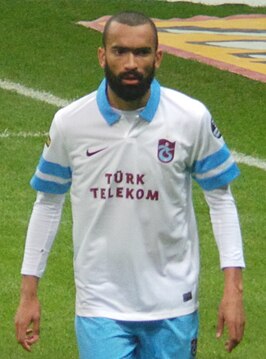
102, 11, 158, 50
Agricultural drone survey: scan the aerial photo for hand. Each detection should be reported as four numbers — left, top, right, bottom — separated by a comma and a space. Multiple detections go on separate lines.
216, 270, 245, 352
15, 296, 41, 352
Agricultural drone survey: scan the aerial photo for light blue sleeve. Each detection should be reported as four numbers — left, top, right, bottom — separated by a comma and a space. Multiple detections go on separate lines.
30, 113, 72, 194
191, 110, 240, 191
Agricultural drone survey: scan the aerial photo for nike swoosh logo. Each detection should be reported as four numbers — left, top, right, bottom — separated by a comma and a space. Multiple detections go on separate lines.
86, 147, 106, 157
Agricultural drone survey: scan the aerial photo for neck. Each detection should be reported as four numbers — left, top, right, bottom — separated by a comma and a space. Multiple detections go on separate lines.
107, 86, 150, 111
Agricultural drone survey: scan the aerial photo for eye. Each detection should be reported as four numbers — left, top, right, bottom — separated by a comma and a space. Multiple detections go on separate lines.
112, 47, 128, 56
133, 48, 152, 56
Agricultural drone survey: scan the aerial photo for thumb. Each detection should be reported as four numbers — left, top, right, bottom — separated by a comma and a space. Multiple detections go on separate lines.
26, 316, 40, 345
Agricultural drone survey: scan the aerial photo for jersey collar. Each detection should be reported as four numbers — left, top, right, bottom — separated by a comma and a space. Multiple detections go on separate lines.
96, 78, 161, 125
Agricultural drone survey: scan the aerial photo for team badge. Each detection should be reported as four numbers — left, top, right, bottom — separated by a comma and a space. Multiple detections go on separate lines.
158, 139, 176, 163
45, 135, 51, 147
211, 118, 222, 138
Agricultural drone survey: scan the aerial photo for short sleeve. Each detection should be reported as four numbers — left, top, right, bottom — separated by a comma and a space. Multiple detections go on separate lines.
191, 109, 240, 191
30, 112, 72, 194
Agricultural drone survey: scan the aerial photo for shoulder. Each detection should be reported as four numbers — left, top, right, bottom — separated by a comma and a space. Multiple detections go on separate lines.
160, 86, 207, 116
49, 91, 98, 135
54, 90, 97, 122
158, 85, 211, 133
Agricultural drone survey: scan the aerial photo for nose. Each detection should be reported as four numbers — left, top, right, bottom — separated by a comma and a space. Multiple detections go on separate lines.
124, 52, 137, 70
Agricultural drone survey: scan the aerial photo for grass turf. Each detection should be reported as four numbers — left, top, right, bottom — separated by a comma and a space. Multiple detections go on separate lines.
0, 1, 265, 358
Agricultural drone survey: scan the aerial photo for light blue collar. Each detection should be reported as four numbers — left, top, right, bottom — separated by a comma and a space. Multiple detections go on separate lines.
96, 78, 161, 125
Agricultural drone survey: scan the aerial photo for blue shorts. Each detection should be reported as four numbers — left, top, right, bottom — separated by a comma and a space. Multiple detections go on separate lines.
75, 311, 198, 359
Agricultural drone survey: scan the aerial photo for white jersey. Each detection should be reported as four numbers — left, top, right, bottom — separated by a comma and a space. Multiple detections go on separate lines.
29, 79, 240, 320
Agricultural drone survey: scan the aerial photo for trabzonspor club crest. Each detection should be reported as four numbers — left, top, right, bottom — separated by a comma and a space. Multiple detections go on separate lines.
158, 139, 176, 163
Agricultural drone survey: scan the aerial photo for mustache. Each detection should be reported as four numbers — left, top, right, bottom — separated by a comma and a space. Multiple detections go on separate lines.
118, 70, 143, 81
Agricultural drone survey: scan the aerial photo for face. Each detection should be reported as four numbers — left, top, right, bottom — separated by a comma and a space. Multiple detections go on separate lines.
98, 21, 163, 106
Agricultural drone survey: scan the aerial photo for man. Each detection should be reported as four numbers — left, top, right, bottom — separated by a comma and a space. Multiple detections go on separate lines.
15, 11, 245, 359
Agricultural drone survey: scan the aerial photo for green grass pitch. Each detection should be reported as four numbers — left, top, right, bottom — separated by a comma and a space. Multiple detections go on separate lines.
0, 1, 265, 358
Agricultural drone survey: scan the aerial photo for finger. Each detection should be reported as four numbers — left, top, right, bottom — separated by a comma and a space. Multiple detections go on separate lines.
226, 322, 244, 352
216, 313, 225, 338
25, 326, 40, 347
16, 326, 37, 351
26, 328, 33, 335
20, 332, 39, 352
15, 323, 28, 344
33, 315, 40, 334
225, 339, 239, 353
27, 334, 39, 345
32, 317, 40, 342
17, 331, 32, 352
20, 338, 32, 352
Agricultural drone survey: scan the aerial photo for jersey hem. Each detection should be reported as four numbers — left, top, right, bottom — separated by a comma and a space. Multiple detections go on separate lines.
75, 304, 199, 322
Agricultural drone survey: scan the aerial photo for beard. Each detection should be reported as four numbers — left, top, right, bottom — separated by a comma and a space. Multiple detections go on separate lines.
104, 62, 155, 102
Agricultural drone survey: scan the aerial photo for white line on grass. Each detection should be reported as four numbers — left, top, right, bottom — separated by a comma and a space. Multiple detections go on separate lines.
0, 79, 70, 108
1, 79, 265, 172
232, 151, 266, 171
0, 129, 48, 138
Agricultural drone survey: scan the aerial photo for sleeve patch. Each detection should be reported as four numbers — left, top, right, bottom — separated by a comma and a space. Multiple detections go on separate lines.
211, 118, 222, 138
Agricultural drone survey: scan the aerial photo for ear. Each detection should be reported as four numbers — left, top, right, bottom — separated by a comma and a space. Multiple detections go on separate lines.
155, 49, 163, 69
98, 47, 106, 69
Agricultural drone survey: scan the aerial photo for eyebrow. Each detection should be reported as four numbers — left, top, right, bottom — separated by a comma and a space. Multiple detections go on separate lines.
112, 46, 153, 54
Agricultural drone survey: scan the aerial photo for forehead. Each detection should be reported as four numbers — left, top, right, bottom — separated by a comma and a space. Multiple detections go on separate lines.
105, 21, 156, 49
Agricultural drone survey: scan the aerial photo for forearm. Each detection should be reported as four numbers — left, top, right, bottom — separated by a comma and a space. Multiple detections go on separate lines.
222, 267, 244, 310
16, 191, 64, 351
223, 267, 243, 294
204, 186, 245, 269
20, 275, 39, 297
21, 192, 65, 277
